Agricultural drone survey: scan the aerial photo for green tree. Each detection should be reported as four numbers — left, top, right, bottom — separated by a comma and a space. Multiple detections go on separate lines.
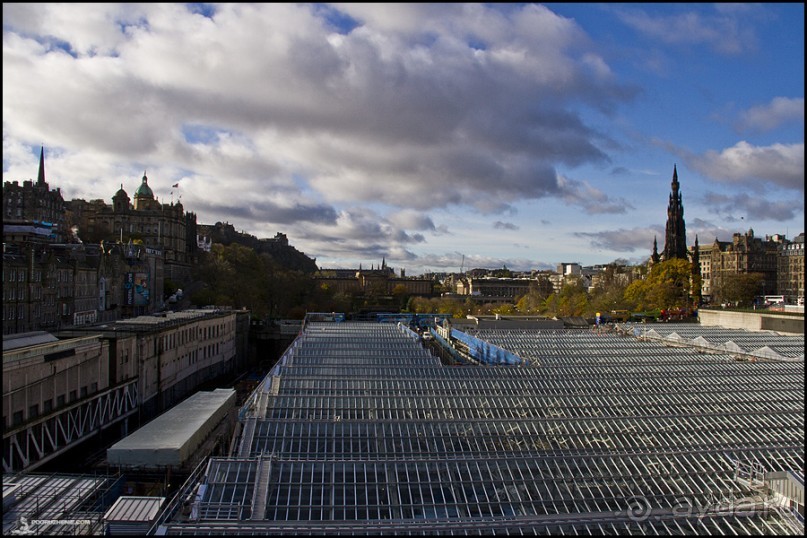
589, 263, 632, 317
625, 259, 692, 311
711, 272, 763, 307
516, 282, 548, 314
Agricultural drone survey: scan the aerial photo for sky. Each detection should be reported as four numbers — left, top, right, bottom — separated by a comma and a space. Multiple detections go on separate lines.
3, 3, 804, 275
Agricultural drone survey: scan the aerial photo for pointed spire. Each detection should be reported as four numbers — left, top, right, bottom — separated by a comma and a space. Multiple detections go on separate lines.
651, 236, 660, 264
663, 164, 687, 260
37, 146, 46, 185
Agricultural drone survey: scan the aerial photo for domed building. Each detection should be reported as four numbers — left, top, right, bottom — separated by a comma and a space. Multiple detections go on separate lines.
66, 172, 198, 283
133, 172, 159, 211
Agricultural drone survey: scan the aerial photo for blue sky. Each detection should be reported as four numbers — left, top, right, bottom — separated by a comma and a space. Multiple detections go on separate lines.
3, 3, 803, 274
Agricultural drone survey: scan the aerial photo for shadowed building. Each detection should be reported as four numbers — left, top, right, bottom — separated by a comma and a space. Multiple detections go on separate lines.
66, 172, 197, 283
2, 147, 67, 242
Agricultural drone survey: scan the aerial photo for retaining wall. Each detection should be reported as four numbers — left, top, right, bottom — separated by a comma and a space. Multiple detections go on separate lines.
698, 309, 804, 335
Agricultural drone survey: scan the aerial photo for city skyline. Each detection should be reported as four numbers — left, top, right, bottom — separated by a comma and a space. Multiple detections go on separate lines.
3, 3, 804, 274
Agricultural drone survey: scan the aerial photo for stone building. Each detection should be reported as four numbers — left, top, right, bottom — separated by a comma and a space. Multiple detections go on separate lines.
2, 307, 247, 473
66, 172, 197, 283
694, 229, 785, 302
777, 232, 804, 304
2, 147, 67, 242
2, 240, 165, 335
457, 276, 554, 303
315, 260, 433, 298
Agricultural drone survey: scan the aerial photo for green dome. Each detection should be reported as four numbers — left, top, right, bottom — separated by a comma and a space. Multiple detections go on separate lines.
135, 172, 154, 198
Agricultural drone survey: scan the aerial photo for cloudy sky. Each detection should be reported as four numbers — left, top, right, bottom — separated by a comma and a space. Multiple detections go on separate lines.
3, 3, 804, 274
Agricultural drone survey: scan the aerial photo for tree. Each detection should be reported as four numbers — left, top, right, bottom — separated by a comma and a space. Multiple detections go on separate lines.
391, 284, 409, 309
625, 259, 692, 311
711, 272, 763, 307
516, 282, 548, 314
546, 277, 589, 317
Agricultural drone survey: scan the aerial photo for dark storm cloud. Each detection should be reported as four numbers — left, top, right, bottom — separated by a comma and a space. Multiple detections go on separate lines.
195, 199, 339, 226
494, 221, 519, 231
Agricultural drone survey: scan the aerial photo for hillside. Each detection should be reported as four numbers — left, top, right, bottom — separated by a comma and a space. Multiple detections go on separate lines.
198, 222, 318, 273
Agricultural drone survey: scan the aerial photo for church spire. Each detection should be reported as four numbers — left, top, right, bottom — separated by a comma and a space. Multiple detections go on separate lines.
37, 146, 46, 185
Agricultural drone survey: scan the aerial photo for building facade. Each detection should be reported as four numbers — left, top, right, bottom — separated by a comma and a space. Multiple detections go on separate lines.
694, 229, 785, 302
457, 276, 555, 301
315, 261, 434, 298
65, 172, 197, 283
2, 241, 165, 335
3, 308, 247, 473
2, 331, 138, 473
2, 147, 67, 242
777, 233, 804, 304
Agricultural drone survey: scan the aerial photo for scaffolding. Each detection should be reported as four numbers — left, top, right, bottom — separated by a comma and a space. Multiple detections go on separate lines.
157, 322, 804, 535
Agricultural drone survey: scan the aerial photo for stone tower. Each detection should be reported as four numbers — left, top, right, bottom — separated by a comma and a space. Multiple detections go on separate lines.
663, 165, 687, 261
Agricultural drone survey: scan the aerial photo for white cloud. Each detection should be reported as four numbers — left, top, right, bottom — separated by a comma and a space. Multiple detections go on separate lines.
3, 3, 635, 214
3, 3, 801, 271
686, 141, 804, 192
736, 97, 804, 133
613, 5, 761, 54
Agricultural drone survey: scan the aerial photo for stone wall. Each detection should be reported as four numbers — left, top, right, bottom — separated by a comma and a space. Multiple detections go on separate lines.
698, 309, 804, 335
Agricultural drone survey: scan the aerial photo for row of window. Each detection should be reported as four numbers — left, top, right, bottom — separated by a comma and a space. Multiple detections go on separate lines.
4, 268, 74, 283
5, 382, 99, 427
159, 322, 231, 351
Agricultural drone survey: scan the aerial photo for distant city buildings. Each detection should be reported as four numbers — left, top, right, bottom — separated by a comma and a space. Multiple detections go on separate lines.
3, 150, 805, 339
315, 258, 433, 297
654, 165, 804, 305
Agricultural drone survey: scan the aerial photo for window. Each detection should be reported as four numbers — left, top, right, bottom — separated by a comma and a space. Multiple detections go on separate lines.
44, 399, 53, 413
29, 404, 39, 420
57, 394, 66, 407
69, 390, 77, 402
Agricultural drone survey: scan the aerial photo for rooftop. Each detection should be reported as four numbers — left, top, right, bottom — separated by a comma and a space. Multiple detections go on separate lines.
153, 321, 804, 535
